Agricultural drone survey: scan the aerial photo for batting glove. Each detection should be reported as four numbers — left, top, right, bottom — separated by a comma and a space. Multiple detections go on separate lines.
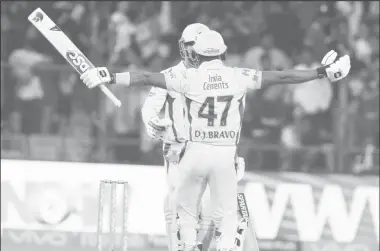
321, 50, 338, 65
236, 157, 245, 181
80, 67, 115, 89
147, 117, 172, 141
317, 51, 351, 82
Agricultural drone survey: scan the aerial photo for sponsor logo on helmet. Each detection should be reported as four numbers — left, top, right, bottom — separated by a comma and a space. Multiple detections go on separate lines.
204, 48, 219, 55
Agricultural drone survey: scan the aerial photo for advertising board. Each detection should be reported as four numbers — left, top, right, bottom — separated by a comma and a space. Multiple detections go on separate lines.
1, 159, 379, 251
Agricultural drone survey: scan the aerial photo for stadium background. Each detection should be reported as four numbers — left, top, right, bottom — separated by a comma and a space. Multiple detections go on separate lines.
1, 1, 379, 251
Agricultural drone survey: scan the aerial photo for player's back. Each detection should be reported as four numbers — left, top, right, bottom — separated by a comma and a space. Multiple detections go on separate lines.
182, 59, 256, 146
172, 60, 259, 249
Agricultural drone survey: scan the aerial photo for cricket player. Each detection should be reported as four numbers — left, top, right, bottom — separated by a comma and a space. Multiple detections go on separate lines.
141, 23, 246, 251
81, 30, 351, 251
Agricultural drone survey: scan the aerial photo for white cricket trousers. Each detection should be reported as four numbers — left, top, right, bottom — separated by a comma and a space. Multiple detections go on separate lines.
175, 141, 238, 251
164, 142, 216, 251
163, 142, 186, 251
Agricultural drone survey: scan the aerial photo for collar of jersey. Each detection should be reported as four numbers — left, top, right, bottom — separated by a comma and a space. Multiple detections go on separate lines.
198, 59, 224, 69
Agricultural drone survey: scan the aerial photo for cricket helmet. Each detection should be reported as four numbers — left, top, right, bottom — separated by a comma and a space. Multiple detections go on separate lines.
178, 23, 210, 67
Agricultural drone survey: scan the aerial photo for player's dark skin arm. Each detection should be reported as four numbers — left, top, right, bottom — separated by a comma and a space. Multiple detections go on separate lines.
262, 68, 324, 86
115, 72, 168, 89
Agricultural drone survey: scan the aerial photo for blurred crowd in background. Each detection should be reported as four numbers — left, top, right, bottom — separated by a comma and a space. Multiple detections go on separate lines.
1, 1, 379, 174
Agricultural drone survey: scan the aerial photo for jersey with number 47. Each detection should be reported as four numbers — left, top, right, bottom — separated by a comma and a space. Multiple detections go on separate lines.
164, 59, 262, 146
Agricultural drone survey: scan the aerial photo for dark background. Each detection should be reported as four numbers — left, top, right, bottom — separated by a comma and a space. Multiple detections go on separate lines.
1, 1, 379, 172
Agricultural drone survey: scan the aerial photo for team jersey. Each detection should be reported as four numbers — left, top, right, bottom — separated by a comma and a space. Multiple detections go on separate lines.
141, 61, 188, 145
164, 59, 262, 146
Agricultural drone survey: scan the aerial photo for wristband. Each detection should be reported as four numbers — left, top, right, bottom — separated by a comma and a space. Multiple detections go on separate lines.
316, 66, 328, 79
114, 72, 131, 86
110, 73, 116, 84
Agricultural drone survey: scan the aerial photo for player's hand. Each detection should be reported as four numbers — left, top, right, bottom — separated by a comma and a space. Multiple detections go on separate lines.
80, 67, 114, 89
147, 117, 172, 141
236, 157, 245, 181
325, 55, 351, 82
319, 51, 351, 82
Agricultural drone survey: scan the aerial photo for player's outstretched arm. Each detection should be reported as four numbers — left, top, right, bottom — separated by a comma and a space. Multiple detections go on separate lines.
80, 68, 172, 90
262, 69, 319, 85
115, 72, 168, 89
262, 51, 351, 86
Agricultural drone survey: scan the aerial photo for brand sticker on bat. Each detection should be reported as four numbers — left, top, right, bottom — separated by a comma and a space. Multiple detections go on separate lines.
66, 50, 90, 73
237, 193, 250, 219
33, 12, 43, 22
50, 25, 61, 31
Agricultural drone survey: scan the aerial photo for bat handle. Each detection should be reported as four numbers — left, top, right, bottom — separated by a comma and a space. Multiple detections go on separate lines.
99, 85, 122, 107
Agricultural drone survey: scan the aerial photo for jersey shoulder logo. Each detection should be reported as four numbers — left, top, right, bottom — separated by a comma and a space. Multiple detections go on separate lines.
163, 67, 176, 79
148, 89, 156, 97
241, 68, 251, 76
252, 70, 260, 82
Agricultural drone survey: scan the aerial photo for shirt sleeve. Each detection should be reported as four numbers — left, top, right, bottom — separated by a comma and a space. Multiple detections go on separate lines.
141, 87, 167, 126
237, 68, 263, 91
163, 67, 186, 94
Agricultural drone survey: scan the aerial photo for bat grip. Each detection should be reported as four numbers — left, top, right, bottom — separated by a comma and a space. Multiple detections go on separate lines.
99, 85, 122, 107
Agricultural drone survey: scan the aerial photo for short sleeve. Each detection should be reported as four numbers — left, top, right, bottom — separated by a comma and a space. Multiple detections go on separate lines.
163, 67, 186, 93
237, 68, 263, 91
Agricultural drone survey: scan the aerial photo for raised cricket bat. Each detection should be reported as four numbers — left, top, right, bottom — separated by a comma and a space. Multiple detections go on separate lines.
28, 8, 122, 107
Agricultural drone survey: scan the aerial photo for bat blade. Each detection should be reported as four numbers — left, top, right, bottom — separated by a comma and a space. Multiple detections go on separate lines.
28, 8, 121, 107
